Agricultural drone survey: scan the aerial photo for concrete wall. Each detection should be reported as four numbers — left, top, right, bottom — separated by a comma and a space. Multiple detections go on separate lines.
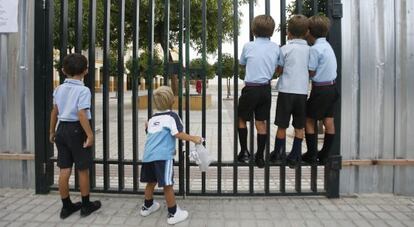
0, 1, 35, 188
340, 0, 414, 195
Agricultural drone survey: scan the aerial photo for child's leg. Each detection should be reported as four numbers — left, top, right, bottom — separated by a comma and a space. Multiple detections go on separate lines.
164, 185, 177, 213
238, 117, 248, 151
254, 120, 267, 168
318, 117, 335, 164
78, 168, 101, 215
59, 168, 72, 200
287, 128, 304, 162
303, 118, 318, 163
143, 182, 157, 208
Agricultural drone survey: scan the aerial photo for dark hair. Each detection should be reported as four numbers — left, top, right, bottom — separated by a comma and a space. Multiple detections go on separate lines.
287, 14, 309, 38
251, 15, 275, 37
308, 15, 331, 38
62, 53, 88, 76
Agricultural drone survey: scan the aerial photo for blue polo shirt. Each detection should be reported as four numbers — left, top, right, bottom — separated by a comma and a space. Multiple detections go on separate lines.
53, 79, 92, 121
276, 39, 310, 95
143, 111, 184, 162
308, 38, 337, 82
240, 37, 281, 84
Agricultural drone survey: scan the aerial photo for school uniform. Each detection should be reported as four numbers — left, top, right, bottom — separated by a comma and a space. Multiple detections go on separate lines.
307, 37, 339, 120
54, 79, 92, 170
238, 37, 281, 121
140, 111, 183, 187
275, 39, 310, 129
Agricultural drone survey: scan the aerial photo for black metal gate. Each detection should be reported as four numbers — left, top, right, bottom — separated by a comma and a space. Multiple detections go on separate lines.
34, 0, 342, 197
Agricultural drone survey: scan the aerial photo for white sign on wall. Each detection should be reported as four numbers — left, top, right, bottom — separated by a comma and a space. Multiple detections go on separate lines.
0, 0, 18, 33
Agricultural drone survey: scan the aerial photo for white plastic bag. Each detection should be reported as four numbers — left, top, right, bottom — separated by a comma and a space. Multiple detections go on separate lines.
190, 143, 211, 172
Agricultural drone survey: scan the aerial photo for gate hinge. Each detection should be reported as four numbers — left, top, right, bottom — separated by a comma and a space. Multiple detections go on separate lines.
332, 2, 343, 18
329, 155, 342, 170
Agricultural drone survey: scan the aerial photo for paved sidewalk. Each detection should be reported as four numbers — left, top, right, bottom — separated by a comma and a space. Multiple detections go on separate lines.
1, 189, 414, 227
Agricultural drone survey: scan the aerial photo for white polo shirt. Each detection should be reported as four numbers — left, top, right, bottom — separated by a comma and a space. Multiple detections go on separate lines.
276, 39, 310, 95
240, 37, 281, 84
53, 79, 92, 121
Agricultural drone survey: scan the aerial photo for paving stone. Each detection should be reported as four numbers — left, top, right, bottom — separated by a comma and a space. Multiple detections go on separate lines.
359, 211, 378, 219
384, 220, 407, 227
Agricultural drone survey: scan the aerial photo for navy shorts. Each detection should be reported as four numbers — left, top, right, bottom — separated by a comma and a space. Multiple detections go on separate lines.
238, 84, 271, 121
140, 159, 174, 187
307, 85, 339, 120
274, 92, 307, 129
55, 121, 92, 170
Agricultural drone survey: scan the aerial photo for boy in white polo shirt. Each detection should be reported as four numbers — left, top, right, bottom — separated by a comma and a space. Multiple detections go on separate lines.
237, 15, 282, 168
139, 86, 202, 225
49, 53, 101, 219
270, 15, 310, 168
302, 15, 339, 165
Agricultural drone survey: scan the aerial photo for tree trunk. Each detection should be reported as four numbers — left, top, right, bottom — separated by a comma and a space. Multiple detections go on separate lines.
227, 78, 231, 98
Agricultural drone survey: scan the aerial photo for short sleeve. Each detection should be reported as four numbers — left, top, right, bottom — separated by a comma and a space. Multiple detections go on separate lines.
308, 47, 319, 71
278, 48, 285, 67
53, 88, 57, 105
239, 44, 248, 65
168, 113, 184, 136
77, 88, 91, 111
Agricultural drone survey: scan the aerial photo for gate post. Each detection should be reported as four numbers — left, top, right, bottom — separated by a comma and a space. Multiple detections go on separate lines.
326, 0, 343, 198
34, 0, 53, 194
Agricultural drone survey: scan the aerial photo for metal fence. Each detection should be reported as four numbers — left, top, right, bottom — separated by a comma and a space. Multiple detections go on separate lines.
34, 0, 342, 197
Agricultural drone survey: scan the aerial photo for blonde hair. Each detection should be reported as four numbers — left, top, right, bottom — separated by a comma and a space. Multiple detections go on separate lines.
153, 86, 174, 111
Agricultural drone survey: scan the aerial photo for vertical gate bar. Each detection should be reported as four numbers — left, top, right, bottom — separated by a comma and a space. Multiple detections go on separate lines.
163, 0, 170, 86
74, 0, 83, 190
102, 0, 111, 191
280, 0, 287, 46
132, 0, 140, 192
147, 0, 155, 117
201, 0, 207, 194
216, 0, 223, 194
312, 0, 318, 15
87, 0, 96, 189
310, 0, 318, 193
184, 0, 191, 195
59, 0, 68, 84
46, 0, 55, 190
296, 0, 303, 14
264, 0, 270, 195
178, 0, 184, 195
117, 0, 125, 191
295, 167, 302, 193
279, 0, 286, 193
248, 0, 254, 195
232, 0, 239, 195
325, 0, 342, 198
75, 0, 82, 53
265, 0, 270, 16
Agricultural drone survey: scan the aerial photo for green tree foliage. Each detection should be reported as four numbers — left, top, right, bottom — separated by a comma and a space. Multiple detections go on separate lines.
125, 50, 163, 79
214, 53, 245, 98
189, 58, 215, 80
53, 0, 248, 54
287, 0, 327, 18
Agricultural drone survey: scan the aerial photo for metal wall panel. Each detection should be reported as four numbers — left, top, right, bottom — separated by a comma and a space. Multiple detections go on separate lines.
0, 0, 35, 188
394, 0, 414, 195
341, 0, 414, 195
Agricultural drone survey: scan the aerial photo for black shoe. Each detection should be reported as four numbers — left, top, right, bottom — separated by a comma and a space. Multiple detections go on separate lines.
317, 150, 329, 165
60, 202, 82, 219
286, 152, 301, 169
237, 150, 250, 163
254, 153, 265, 168
80, 200, 101, 217
270, 149, 286, 163
302, 151, 317, 164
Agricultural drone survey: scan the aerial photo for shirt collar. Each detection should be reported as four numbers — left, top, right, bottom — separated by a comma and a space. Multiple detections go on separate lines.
315, 37, 327, 44
64, 78, 84, 86
255, 37, 270, 42
288, 39, 308, 45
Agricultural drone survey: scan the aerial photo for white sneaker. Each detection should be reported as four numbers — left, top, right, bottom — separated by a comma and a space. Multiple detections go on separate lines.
167, 206, 188, 225
140, 201, 160, 217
